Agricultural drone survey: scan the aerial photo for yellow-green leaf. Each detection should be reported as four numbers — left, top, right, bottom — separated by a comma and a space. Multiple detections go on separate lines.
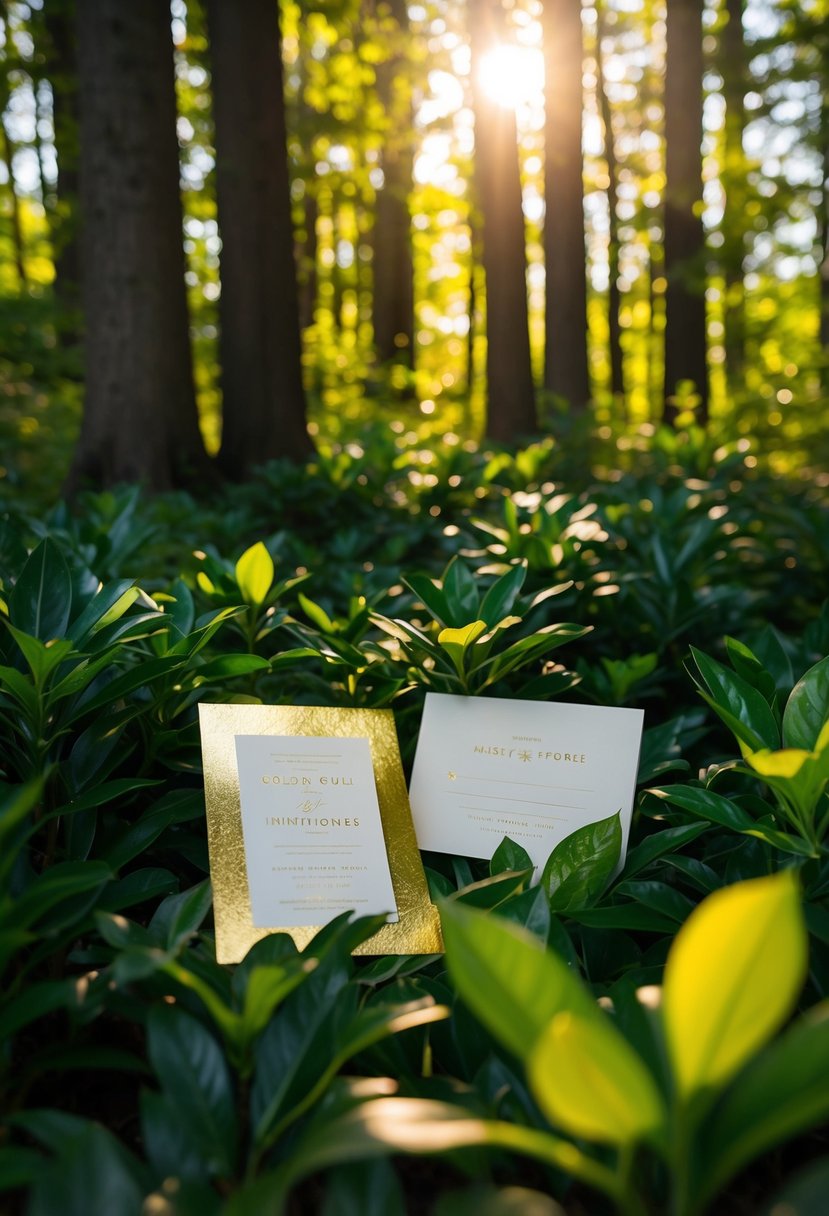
528, 1011, 665, 1147
235, 542, 274, 607
746, 748, 811, 778
663, 870, 807, 1101
438, 620, 487, 677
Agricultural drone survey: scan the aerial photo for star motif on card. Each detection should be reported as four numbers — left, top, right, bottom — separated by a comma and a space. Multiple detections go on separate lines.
448, 771, 457, 781
518, 750, 532, 762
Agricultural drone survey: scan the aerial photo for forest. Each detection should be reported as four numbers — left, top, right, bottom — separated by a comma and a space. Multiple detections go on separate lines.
1, 1, 828, 1215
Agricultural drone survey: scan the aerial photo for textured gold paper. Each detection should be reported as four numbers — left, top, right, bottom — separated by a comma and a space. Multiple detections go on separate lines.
198, 703, 443, 963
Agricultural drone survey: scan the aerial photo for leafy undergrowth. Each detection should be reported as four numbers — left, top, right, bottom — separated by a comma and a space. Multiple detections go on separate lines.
0, 435, 828, 1215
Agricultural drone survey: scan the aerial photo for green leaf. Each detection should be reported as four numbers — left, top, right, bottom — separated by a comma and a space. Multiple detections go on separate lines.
442, 557, 480, 624
102, 789, 204, 870
567, 905, 678, 933
298, 593, 337, 634
321, 1160, 405, 1216
98, 867, 178, 913
403, 573, 451, 627
27, 1124, 146, 1216
662, 870, 807, 1102
453, 869, 534, 910
0, 1144, 43, 1190
689, 646, 780, 753
235, 542, 274, 606
541, 813, 622, 914
54, 778, 163, 820
240, 960, 317, 1047
192, 654, 270, 682
647, 785, 816, 857
140, 1089, 208, 1183
0, 980, 75, 1043
148, 879, 212, 949
440, 899, 597, 1062
69, 655, 183, 719
528, 1010, 665, 1147
784, 656, 829, 750
147, 1004, 237, 1176
490, 836, 534, 877
4, 625, 73, 684
7, 862, 112, 931
620, 823, 709, 880
698, 1002, 829, 1206
256, 1094, 618, 1210
478, 562, 528, 629
68, 580, 139, 645
9, 538, 72, 641
614, 879, 694, 924
495, 886, 552, 939
484, 623, 588, 684
0, 778, 43, 851
0, 663, 39, 718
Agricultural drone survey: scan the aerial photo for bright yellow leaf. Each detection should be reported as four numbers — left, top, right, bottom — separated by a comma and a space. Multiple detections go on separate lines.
235, 542, 274, 607
746, 748, 811, 778
663, 871, 807, 1101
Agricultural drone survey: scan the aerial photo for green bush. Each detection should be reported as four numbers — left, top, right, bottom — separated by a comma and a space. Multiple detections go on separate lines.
0, 438, 827, 1213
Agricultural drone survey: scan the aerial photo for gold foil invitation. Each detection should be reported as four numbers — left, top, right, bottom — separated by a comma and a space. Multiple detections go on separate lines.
199, 703, 442, 962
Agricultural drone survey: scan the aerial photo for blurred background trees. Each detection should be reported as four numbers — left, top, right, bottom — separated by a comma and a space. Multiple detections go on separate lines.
0, 0, 827, 491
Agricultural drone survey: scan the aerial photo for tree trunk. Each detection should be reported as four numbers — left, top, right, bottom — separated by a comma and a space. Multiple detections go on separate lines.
596, 6, 625, 403
542, 0, 590, 411
372, 0, 414, 366
663, 0, 708, 426
720, 0, 746, 384
0, 2, 27, 290
67, 0, 206, 491
471, 0, 536, 443
41, 0, 83, 352
816, 103, 821, 393
0, 110, 26, 288
207, 0, 310, 476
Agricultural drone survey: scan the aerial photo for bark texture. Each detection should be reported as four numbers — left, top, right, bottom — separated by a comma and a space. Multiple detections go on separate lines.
721, 0, 746, 383
372, 0, 414, 366
596, 5, 624, 403
42, 0, 82, 351
207, 0, 310, 476
663, 0, 709, 425
68, 0, 206, 490
471, 0, 536, 442
542, 0, 590, 411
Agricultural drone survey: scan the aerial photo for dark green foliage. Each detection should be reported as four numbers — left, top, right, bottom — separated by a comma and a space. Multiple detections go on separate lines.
0, 438, 827, 1213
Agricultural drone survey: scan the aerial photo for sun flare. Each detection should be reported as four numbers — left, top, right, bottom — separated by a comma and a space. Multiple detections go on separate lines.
477, 44, 545, 110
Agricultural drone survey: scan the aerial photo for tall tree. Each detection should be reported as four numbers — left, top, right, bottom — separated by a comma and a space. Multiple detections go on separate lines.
596, 2, 625, 404
542, 0, 590, 411
67, 0, 206, 490
720, 0, 746, 384
39, 0, 82, 351
371, 0, 415, 367
0, 2, 26, 289
207, 0, 310, 476
470, 0, 536, 442
663, 0, 708, 425
816, 96, 821, 386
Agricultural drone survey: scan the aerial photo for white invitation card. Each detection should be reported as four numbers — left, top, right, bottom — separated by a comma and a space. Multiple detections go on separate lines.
408, 693, 644, 872
234, 734, 398, 928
